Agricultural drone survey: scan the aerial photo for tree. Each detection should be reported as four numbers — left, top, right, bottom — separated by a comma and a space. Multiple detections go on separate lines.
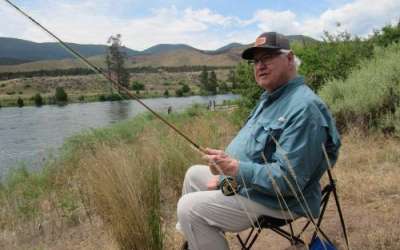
208, 70, 218, 94
55, 87, 68, 103
199, 66, 209, 91
219, 82, 229, 93
227, 69, 237, 89
106, 34, 130, 94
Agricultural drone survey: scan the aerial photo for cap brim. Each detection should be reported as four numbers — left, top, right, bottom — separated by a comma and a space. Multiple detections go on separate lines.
241, 46, 281, 60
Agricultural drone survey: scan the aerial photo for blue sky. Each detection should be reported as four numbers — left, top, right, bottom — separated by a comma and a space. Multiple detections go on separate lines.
1, 0, 399, 50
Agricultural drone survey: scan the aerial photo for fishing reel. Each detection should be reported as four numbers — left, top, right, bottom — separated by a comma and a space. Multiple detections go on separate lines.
220, 176, 239, 196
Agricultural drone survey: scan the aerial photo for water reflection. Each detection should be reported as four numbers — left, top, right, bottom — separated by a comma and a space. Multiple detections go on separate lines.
108, 101, 131, 122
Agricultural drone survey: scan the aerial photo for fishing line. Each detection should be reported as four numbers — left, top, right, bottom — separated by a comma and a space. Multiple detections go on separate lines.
3, 0, 202, 152
5, 0, 265, 235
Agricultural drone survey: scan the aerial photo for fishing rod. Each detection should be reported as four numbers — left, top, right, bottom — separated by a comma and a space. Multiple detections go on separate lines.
3, 0, 203, 152
4, 0, 245, 211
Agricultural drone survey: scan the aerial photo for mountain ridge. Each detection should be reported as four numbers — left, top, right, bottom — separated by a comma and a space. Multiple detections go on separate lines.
0, 35, 318, 72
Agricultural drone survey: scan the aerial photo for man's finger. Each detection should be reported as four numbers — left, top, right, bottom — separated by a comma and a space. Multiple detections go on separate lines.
205, 148, 224, 155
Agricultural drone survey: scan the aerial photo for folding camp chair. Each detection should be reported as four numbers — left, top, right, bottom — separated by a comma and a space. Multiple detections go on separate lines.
236, 168, 350, 250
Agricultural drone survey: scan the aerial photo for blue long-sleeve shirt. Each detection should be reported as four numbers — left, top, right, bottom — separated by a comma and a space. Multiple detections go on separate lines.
225, 76, 341, 218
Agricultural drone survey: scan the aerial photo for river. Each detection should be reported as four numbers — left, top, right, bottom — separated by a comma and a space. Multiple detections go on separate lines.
0, 94, 239, 178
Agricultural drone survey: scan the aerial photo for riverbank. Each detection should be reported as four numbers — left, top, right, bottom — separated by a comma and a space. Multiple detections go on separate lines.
0, 107, 399, 249
0, 68, 232, 108
0, 90, 235, 108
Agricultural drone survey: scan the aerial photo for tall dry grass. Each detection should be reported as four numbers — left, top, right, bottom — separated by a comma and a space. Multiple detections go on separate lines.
72, 108, 238, 250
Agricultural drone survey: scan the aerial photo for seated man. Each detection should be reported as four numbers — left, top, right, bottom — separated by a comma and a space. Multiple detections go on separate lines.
176, 32, 341, 250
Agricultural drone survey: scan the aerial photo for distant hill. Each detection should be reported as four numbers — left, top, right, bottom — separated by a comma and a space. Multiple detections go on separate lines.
287, 35, 319, 45
142, 44, 199, 55
0, 34, 317, 72
214, 43, 244, 53
0, 37, 140, 65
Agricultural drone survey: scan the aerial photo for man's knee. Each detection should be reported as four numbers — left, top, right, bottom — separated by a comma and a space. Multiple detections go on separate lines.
177, 194, 195, 225
184, 164, 209, 184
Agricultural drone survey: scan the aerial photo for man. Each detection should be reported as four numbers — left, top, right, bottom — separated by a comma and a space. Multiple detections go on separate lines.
177, 32, 341, 250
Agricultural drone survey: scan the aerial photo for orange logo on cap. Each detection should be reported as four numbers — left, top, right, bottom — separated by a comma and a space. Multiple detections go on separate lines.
255, 37, 266, 47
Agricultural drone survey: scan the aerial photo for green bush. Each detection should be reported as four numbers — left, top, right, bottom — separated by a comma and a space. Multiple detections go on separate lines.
131, 81, 145, 91
319, 43, 400, 134
370, 21, 400, 47
293, 31, 374, 90
175, 88, 183, 97
33, 93, 43, 106
98, 94, 106, 102
17, 97, 24, 107
54, 87, 68, 103
181, 84, 190, 94
163, 89, 169, 97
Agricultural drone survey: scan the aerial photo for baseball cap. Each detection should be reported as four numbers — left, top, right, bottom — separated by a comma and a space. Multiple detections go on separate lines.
242, 32, 290, 60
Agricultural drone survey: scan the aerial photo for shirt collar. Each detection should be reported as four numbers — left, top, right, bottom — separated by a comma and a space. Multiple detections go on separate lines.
260, 76, 304, 101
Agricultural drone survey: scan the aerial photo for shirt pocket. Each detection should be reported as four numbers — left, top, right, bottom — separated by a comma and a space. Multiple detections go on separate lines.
246, 120, 285, 162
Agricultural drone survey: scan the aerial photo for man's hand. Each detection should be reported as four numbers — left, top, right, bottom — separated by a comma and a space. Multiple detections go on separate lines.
207, 175, 220, 190
202, 148, 239, 176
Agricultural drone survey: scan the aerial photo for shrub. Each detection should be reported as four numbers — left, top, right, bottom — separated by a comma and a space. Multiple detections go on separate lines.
54, 87, 68, 103
33, 93, 43, 106
17, 97, 24, 107
131, 81, 145, 91
175, 89, 183, 97
319, 43, 400, 134
163, 89, 169, 97
293, 31, 374, 90
181, 84, 190, 94
370, 21, 400, 47
98, 94, 107, 102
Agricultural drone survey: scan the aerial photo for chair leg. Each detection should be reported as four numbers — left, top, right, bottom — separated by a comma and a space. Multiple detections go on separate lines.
236, 227, 262, 250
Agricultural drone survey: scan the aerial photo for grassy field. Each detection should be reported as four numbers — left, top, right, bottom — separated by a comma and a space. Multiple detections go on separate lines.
0, 69, 231, 107
0, 107, 399, 250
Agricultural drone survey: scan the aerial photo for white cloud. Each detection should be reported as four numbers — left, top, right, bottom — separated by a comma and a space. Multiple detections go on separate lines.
1, 1, 241, 50
252, 0, 400, 39
1, 0, 399, 51
253, 10, 301, 35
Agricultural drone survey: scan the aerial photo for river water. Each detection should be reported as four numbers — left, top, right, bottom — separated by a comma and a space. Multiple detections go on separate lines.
0, 94, 238, 178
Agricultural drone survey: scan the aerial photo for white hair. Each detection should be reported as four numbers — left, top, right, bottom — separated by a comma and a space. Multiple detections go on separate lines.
280, 49, 302, 71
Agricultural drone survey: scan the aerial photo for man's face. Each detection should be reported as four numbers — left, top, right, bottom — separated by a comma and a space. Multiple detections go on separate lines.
252, 50, 292, 92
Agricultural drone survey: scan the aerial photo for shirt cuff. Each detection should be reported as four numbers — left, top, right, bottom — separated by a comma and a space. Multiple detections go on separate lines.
236, 161, 254, 187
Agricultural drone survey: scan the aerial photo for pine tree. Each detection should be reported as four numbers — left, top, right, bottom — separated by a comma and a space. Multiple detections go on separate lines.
199, 66, 209, 91
208, 70, 218, 94
106, 34, 130, 94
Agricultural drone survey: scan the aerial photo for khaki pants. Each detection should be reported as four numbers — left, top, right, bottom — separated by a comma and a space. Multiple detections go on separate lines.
176, 165, 294, 250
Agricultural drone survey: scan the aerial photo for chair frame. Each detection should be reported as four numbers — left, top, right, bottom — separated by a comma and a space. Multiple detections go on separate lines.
236, 168, 349, 250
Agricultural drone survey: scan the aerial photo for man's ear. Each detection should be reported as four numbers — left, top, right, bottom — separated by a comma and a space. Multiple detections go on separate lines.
287, 51, 295, 66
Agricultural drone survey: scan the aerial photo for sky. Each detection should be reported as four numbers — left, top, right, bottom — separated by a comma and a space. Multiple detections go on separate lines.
1, 0, 399, 51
